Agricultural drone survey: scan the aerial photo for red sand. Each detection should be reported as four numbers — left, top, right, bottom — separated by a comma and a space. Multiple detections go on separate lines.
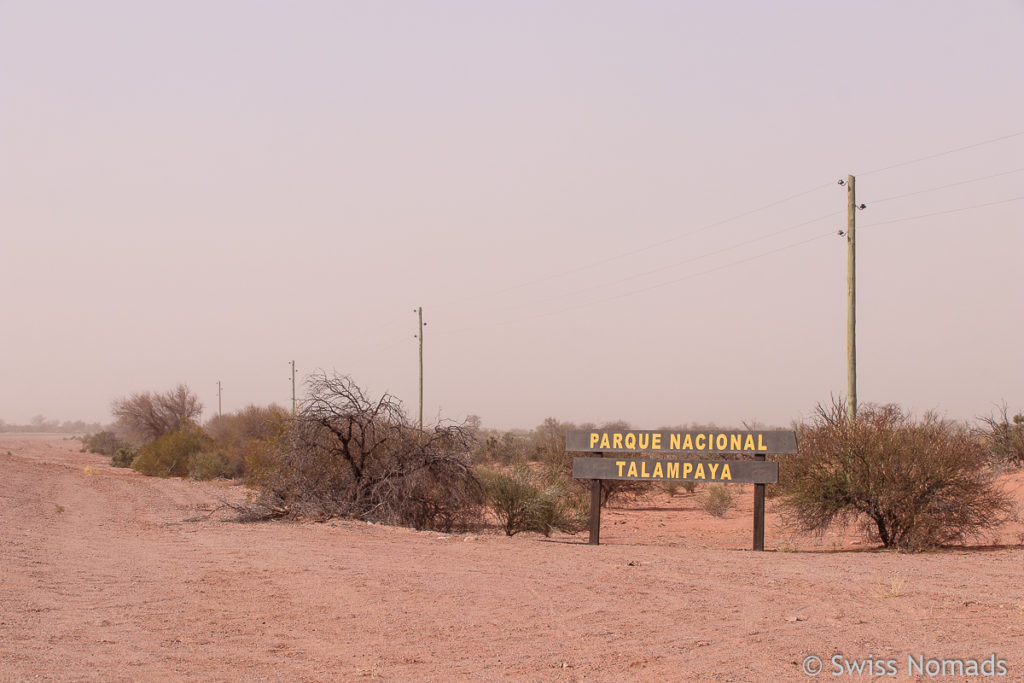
2, 437, 1022, 681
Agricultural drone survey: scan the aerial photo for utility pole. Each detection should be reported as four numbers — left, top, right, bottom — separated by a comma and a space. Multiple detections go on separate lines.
415, 307, 424, 431
840, 174, 863, 423
847, 175, 857, 422
217, 380, 222, 418
290, 360, 296, 415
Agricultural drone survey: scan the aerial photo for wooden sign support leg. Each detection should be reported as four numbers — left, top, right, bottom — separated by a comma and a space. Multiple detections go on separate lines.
589, 479, 602, 545
753, 453, 766, 551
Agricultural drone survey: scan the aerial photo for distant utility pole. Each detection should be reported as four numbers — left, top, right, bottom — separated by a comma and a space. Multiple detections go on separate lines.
217, 381, 222, 418
290, 360, 296, 415
840, 174, 865, 423
414, 307, 424, 431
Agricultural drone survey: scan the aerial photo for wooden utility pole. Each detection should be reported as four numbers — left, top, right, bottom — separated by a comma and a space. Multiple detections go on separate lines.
217, 381, 222, 418
290, 360, 296, 415
415, 307, 424, 431
846, 174, 857, 422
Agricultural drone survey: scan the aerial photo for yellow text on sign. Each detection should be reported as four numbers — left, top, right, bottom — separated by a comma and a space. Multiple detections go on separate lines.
614, 460, 732, 481
589, 432, 767, 452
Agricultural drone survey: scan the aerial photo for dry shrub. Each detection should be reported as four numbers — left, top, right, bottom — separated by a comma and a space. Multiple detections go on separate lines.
247, 372, 482, 532
979, 404, 1024, 467
700, 485, 734, 517
780, 401, 1014, 551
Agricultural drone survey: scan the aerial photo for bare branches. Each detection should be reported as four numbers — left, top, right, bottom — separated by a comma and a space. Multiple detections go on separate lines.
112, 384, 202, 442
248, 372, 482, 531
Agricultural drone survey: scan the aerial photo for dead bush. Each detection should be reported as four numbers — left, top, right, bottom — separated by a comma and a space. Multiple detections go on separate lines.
780, 401, 1014, 551
247, 372, 482, 531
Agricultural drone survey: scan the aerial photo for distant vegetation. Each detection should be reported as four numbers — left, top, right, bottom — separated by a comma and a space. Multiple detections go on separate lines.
77, 379, 1022, 551
80, 384, 288, 481
1, 416, 103, 434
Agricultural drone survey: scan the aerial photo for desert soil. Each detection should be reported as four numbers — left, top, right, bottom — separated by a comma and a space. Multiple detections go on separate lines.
1, 437, 1022, 682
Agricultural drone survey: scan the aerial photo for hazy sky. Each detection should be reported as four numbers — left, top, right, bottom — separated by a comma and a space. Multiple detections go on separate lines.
3, 1, 1022, 429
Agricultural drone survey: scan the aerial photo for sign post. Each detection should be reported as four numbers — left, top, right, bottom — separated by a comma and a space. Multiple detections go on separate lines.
567, 429, 797, 550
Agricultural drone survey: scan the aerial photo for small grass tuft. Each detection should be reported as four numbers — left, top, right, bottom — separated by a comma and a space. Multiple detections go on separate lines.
699, 485, 734, 518
873, 571, 906, 598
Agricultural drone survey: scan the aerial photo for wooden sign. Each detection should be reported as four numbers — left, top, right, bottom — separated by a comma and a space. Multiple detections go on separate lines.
573, 457, 778, 484
565, 429, 797, 455
569, 428, 796, 551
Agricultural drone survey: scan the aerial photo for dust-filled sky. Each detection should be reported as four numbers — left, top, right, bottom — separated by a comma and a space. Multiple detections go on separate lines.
2, 1, 1022, 429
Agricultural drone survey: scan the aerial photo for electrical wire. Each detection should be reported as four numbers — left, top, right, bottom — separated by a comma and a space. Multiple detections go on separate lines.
443, 232, 833, 336
553, 210, 840, 302
869, 167, 1024, 206
442, 192, 1023, 337
859, 130, 1024, 176
453, 180, 836, 303
860, 194, 1024, 230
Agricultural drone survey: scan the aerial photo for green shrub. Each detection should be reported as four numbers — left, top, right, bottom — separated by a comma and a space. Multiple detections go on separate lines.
204, 404, 290, 480
478, 466, 539, 536
111, 447, 137, 468
700, 485, 734, 517
81, 431, 130, 457
662, 480, 680, 496
681, 480, 698, 494
780, 402, 1014, 551
478, 465, 585, 536
132, 426, 212, 478
188, 450, 235, 480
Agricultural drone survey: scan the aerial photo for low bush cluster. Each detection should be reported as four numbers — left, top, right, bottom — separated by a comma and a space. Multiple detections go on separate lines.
111, 447, 137, 468
80, 431, 131, 457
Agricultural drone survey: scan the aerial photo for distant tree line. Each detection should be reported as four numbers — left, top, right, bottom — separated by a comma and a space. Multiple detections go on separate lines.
0, 416, 104, 434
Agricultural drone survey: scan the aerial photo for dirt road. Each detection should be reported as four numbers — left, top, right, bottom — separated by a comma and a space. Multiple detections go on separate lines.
2, 437, 1022, 681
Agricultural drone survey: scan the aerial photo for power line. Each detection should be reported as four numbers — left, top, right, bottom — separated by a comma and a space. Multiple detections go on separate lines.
443, 192, 1023, 337
870, 167, 1024, 205
444, 232, 833, 336
859, 130, 1024, 176
455, 180, 836, 302
860, 194, 1024, 230
552, 210, 840, 302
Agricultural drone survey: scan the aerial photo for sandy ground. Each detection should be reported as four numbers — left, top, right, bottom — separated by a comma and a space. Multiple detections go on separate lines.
1, 437, 1023, 682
